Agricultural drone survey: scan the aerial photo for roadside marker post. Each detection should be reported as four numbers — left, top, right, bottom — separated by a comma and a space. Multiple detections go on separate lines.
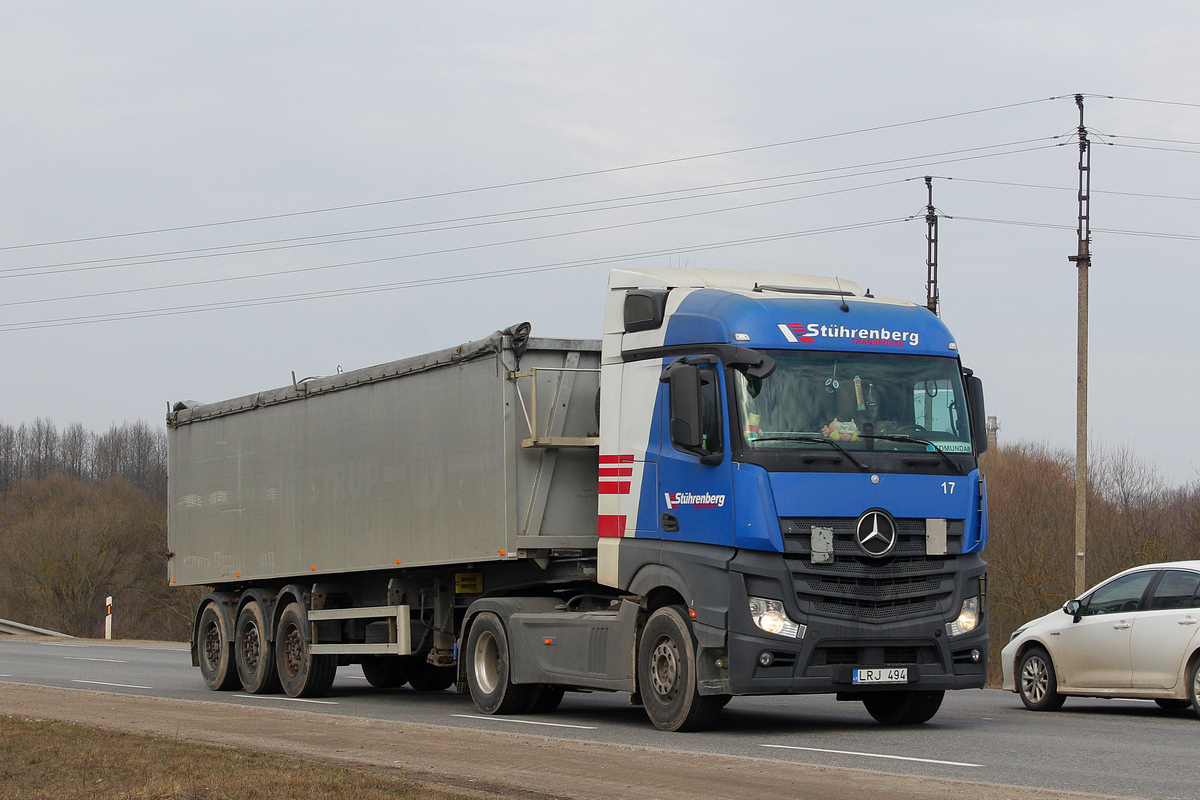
105, 596, 113, 640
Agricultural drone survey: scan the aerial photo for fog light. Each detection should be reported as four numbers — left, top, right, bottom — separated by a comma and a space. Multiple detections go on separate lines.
748, 597, 806, 638
971, 649, 982, 663
946, 596, 980, 637
758, 651, 775, 667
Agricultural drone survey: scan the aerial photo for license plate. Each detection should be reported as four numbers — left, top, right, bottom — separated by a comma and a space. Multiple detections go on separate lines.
852, 668, 908, 684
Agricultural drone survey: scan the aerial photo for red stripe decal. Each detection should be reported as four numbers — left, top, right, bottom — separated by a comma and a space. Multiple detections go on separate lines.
598, 481, 631, 495
598, 514, 627, 537
599, 467, 633, 477
599, 454, 635, 464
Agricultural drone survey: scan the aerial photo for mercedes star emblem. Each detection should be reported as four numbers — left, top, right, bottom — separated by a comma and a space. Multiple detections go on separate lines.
855, 509, 898, 557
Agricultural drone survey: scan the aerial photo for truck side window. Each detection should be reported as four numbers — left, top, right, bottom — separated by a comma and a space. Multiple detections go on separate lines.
665, 360, 723, 462
695, 366, 722, 456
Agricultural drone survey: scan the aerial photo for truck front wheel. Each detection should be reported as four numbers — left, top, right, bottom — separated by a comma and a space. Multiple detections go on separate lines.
235, 600, 281, 694
197, 603, 239, 691
637, 605, 724, 732
862, 689, 944, 724
274, 602, 336, 698
465, 612, 534, 714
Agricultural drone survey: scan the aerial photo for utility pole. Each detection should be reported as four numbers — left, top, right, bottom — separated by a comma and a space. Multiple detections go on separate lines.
924, 176, 940, 316
1068, 94, 1091, 595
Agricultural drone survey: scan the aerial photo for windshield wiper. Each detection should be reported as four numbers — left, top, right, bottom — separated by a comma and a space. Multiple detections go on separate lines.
857, 434, 965, 475
751, 435, 871, 471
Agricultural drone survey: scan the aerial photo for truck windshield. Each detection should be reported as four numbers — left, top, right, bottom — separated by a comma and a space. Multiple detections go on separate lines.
732, 350, 973, 462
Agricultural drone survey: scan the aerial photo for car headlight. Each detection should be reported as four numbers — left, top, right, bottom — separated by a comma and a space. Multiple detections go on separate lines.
1008, 624, 1029, 642
748, 597, 806, 638
946, 596, 980, 637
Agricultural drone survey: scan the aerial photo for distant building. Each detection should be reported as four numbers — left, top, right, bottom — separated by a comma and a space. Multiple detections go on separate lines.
986, 416, 1000, 450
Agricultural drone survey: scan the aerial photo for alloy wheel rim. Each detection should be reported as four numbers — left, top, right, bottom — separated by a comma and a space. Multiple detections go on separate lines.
1021, 656, 1048, 703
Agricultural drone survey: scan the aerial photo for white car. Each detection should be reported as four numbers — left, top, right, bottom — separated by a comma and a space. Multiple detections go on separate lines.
1001, 560, 1200, 715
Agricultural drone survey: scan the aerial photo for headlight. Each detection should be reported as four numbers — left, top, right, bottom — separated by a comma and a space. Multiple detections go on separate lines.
748, 597, 805, 638
946, 596, 980, 637
1008, 625, 1029, 642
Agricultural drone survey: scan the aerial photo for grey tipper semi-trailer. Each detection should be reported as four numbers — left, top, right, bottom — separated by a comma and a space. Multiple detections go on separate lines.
170, 268, 990, 731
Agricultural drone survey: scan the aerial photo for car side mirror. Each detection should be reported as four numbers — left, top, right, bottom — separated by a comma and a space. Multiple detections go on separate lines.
1063, 599, 1082, 622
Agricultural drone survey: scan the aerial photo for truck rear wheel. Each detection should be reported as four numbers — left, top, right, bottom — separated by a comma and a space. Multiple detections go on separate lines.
235, 600, 281, 694
197, 603, 239, 691
637, 605, 724, 732
465, 612, 534, 714
275, 602, 336, 698
862, 689, 944, 725
361, 656, 408, 689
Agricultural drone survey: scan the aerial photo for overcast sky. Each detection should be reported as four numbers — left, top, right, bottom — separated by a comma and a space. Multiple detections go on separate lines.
3, 2, 1199, 485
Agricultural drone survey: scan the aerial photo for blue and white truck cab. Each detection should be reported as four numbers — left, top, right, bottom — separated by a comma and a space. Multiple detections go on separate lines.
594, 268, 988, 727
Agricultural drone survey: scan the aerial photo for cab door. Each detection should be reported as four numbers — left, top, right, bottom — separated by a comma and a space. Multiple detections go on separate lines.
656, 357, 735, 546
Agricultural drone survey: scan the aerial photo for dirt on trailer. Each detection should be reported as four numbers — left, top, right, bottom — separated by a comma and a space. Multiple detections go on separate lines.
0, 679, 1122, 800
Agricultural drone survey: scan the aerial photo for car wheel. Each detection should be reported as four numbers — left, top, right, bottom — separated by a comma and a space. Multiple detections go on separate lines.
1188, 657, 1200, 718
1017, 646, 1065, 711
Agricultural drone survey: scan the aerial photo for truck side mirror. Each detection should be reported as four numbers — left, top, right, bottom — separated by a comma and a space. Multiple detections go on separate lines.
965, 374, 987, 455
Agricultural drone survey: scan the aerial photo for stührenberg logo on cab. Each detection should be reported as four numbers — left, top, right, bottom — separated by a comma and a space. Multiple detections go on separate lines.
778, 322, 919, 348
664, 492, 726, 509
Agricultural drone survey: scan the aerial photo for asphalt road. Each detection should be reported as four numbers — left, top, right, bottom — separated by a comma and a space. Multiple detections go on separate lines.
2, 636, 1198, 800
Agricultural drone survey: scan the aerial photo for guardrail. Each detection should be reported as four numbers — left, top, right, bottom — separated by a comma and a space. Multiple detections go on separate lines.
0, 618, 73, 637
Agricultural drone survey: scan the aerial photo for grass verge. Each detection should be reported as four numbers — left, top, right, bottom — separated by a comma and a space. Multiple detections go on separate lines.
0, 714, 475, 800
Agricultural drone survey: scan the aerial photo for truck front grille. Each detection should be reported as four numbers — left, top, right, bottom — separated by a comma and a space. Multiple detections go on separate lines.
780, 516, 960, 622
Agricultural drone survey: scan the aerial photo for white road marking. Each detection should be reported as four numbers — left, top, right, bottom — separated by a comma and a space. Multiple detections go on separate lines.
234, 694, 339, 705
762, 743, 983, 767
453, 714, 598, 730
39, 643, 82, 647
65, 657, 127, 663
72, 680, 152, 689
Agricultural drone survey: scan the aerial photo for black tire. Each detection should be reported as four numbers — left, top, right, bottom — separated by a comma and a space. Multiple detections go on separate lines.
406, 655, 457, 692
361, 656, 408, 689
1017, 646, 1066, 712
197, 603, 239, 691
234, 600, 281, 694
274, 602, 336, 698
1188, 657, 1200, 718
524, 685, 566, 714
637, 605, 724, 732
465, 612, 534, 714
1154, 698, 1191, 710
862, 689, 944, 725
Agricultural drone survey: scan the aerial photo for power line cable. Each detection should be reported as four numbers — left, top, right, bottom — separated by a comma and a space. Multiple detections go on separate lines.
2, 141, 1061, 281
1, 181, 913, 309
0, 97, 1064, 252
0, 219, 906, 332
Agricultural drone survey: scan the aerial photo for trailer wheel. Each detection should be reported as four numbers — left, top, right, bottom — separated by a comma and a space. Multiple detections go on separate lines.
465, 612, 534, 714
197, 603, 239, 691
361, 656, 408, 689
862, 689, 944, 725
637, 605, 724, 732
235, 600, 281, 694
275, 602, 336, 698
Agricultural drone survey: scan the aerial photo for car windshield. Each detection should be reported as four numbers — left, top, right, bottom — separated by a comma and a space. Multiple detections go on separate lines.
733, 349, 972, 454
